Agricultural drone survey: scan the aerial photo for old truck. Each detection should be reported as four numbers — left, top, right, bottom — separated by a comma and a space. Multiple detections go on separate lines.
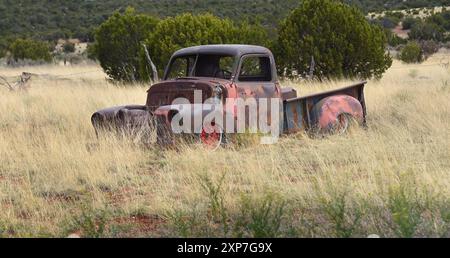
92, 44, 366, 148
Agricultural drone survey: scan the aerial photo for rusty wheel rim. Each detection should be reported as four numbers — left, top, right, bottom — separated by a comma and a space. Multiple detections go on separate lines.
199, 123, 222, 150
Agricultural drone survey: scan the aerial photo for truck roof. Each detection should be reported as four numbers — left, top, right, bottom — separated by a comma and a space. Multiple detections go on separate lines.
172, 44, 272, 58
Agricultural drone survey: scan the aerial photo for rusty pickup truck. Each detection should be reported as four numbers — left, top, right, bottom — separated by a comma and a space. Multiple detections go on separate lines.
92, 44, 366, 148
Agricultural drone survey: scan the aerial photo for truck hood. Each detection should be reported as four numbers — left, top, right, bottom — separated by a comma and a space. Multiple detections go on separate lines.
146, 78, 230, 110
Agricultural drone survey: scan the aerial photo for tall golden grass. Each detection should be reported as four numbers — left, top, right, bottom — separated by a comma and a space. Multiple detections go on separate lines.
0, 52, 449, 237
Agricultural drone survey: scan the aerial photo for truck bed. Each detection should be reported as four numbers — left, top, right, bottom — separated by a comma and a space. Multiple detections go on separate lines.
283, 82, 367, 132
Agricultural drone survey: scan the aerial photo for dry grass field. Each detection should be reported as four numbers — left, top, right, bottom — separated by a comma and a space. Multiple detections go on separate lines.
0, 51, 449, 237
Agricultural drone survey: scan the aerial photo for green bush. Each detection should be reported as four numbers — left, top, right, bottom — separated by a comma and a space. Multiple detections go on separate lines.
398, 42, 423, 63
92, 7, 159, 82
379, 16, 399, 29
380, 11, 405, 29
63, 205, 111, 238
420, 40, 439, 59
140, 13, 268, 80
166, 173, 287, 238
389, 11, 405, 20
236, 194, 285, 238
0, 44, 6, 58
385, 29, 407, 47
409, 22, 444, 41
388, 185, 422, 238
274, 0, 392, 80
320, 190, 362, 238
9, 38, 52, 62
427, 10, 450, 31
0, 37, 14, 59
402, 17, 420, 30
86, 43, 97, 61
63, 42, 75, 53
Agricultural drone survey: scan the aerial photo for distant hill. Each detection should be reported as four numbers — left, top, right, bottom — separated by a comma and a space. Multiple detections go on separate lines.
0, 0, 447, 41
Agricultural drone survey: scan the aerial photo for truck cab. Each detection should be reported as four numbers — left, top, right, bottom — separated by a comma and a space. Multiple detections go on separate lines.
146, 45, 283, 109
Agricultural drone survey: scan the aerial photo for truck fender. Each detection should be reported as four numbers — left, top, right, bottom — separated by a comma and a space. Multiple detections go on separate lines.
91, 105, 150, 132
154, 104, 221, 133
153, 104, 223, 147
311, 95, 363, 132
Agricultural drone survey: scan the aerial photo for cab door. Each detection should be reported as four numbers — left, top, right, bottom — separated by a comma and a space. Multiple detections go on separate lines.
234, 54, 281, 132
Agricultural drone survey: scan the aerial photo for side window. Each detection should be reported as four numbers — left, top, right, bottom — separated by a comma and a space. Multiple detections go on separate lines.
167, 56, 196, 79
238, 56, 272, 82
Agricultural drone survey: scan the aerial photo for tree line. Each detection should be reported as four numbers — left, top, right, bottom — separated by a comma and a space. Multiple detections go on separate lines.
0, 0, 445, 42
88, 0, 396, 81
2, 0, 395, 81
5, 0, 450, 80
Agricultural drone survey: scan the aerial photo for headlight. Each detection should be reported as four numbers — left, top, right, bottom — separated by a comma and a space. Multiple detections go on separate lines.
212, 84, 223, 102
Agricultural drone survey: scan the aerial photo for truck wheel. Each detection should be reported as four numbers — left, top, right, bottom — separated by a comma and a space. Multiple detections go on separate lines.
199, 122, 224, 150
311, 95, 363, 134
333, 113, 351, 134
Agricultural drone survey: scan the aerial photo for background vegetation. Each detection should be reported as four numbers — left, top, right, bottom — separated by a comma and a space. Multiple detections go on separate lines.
1, 1, 449, 77
370, 8, 450, 63
93, 1, 392, 81
0, 0, 446, 41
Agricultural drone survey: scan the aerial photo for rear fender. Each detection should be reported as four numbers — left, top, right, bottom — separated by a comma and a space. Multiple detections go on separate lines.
311, 95, 364, 131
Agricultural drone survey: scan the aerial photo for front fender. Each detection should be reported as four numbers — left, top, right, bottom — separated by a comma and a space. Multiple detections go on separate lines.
154, 104, 221, 134
91, 105, 151, 133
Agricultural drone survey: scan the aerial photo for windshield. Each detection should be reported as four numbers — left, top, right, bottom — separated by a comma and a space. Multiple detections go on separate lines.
166, 54, 236, 80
